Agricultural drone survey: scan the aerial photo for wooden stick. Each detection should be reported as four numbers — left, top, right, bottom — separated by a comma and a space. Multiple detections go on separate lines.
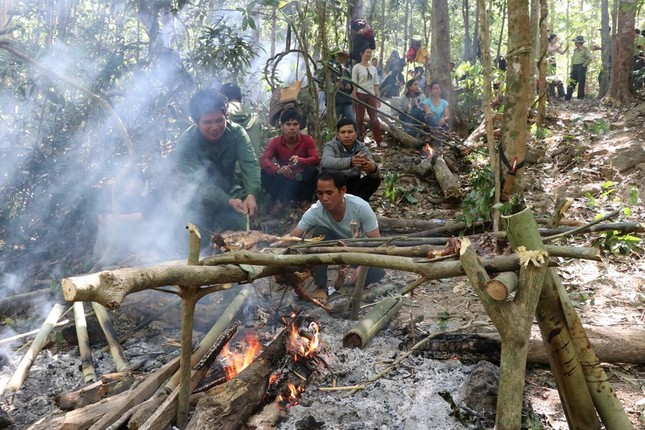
73, 302, 97, 383
349, 266, 368, 320
484, 272, 519, 301
542, 208, 623, 241
0, 288, 52, 308
91, 302, 129, 371
1, 303, 66, 396
0, 317, 71, 346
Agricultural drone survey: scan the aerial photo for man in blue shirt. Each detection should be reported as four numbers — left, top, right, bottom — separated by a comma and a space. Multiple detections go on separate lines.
289, 171, 385, 300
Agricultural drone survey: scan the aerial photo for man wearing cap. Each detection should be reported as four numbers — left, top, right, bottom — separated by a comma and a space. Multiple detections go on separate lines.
331, 48, 356, 123
566, 36, 593, 100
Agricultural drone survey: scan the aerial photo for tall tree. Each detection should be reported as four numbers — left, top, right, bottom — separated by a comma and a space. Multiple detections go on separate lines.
598, 0, 612, 97
463, 0, 473, 61
500, 0, 533, 197
430, 0, 455, 126
604, 0, 636, 105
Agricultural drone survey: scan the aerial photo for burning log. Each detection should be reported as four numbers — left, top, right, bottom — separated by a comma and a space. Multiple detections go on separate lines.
343, 296, 405, 348
73, 302, 97, 383
185, 327, 291, 430
91, 302, 128, 371
1, 303, 66, 397
135, 323, 239, 430
128, 288, 251, 427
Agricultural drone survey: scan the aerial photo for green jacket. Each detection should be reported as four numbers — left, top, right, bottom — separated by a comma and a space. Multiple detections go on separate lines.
172, 122, 261, 209
571, 45, 593, 67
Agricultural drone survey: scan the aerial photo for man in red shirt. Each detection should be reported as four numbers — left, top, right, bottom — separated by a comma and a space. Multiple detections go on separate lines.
260, 108, 321, 211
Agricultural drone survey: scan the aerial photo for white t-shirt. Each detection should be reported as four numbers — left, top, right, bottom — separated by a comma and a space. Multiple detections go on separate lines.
352, 63, 380, 95
297, 194, 378, 238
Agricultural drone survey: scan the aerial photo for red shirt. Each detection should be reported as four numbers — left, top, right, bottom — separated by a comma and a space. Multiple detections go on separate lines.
260, 134, 320, 175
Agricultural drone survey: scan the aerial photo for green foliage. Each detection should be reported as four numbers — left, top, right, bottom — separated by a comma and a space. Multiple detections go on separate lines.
383, 173, 423, 205
383, 172, 399, 203
457, 162, 496, 228
593, 231, 643, 256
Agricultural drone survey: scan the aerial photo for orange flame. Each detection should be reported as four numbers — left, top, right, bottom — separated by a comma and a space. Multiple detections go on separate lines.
277, 382, 305, 408
288, 322, 320, 360
222, 333, 262, 380
424, 143, 433, 158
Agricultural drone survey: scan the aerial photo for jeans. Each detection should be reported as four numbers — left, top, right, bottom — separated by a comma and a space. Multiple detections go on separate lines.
336, 103, 356, 123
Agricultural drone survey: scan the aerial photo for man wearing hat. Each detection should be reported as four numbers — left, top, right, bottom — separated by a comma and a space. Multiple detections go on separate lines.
566, 36, 593, 100
331, 48, 356, 123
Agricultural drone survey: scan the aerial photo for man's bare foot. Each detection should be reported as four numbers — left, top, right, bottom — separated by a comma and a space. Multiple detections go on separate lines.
311, 288, 328, 303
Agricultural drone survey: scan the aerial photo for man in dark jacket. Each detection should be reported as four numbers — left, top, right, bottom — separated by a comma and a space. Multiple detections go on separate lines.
321, 117, 380, 202
171, 90, 260, 235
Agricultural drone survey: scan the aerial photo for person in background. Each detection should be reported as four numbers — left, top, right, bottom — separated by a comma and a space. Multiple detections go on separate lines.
171, 90, 260, 236
634, 28, 645, 89
331, 48, 356, 123
219, 83, 261, 157
547, 34, 567, 99
260, 108, 320, 213
321, 117, 380, 202
352, 46, 387, 148
423, 80, 450, 130
565, 35, 593, 101
371, 57, 384, 79
289, 170, 385, 302
396, 78, 425, 136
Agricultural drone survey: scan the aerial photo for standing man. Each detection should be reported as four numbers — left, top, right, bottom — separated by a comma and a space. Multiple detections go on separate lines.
260, 108, 320, 212
171, 89, 260, 236
289, 171, 386, 301
566, 36, 593, 101
321, 117, 381, 202
331, 48, 356, 123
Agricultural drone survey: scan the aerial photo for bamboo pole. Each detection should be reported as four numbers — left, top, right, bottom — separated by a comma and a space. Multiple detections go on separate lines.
549, 271, 634, 429
506, 209, 601, 429
343, 296, 404, 348
485, 272, 519, 301
1, 303, 66, 396
73, 302, 97, 383
91, 302, 129, 371
0, 318, 71, 346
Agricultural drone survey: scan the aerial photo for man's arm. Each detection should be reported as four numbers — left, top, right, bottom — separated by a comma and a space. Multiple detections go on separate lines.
321, 141, 353, 171
365, 228, 380, 238
260, 138, 280, 174
289, 226, 305, 237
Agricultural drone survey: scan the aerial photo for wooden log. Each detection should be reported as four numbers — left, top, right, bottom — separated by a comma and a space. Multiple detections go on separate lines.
186, 327, 291, 430
86, 356, 181, 430
379, 116, 424, 148
73, 302, 97, 383
137, 323, 239, 430
408, 156, 462, 201
412, 326, 645, 365
63, 250, 560, 309
343, 296, 405, 348
0, 287, 52, 309
61, 264, 277, 308
91, 302, 128, 371
376, 217, 452, 233
485, 272, 518, 301
61, 389, 132, 430
1, 303, 66, 396
55, 373, 137, 411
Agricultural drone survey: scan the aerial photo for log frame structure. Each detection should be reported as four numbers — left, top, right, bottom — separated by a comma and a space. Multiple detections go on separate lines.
58, 220, 634, 429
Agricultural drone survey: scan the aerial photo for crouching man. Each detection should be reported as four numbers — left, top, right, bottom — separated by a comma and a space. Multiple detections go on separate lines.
289, 170, 385, 301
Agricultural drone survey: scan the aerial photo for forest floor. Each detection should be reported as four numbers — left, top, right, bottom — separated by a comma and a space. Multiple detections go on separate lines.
0, 96, 644, 429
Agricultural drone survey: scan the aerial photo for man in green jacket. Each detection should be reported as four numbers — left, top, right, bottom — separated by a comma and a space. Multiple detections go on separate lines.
566, 36, 593, 101
171, 90, 261, 235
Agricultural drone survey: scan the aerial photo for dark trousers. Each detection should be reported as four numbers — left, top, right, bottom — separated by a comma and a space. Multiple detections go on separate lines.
399, 107, 426, 137
566, 64, 587, 100
346, 175, 381, 202
548, 80, 566, 98
261, 165, 319, 203
355, 93, 383, 144
311, 226, 386, 288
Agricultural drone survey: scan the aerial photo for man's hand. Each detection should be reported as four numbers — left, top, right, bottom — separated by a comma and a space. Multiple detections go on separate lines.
244, 194, 258, 216
352, 153, 376, 173
276, 165, 293, 176
228, 198, 247, 214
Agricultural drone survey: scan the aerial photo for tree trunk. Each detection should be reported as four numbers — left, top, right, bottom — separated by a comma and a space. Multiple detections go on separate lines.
604, 0, 636, 105
500, 0, 533, 197
430, 0, 455, 127
597, 0, 611, 97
